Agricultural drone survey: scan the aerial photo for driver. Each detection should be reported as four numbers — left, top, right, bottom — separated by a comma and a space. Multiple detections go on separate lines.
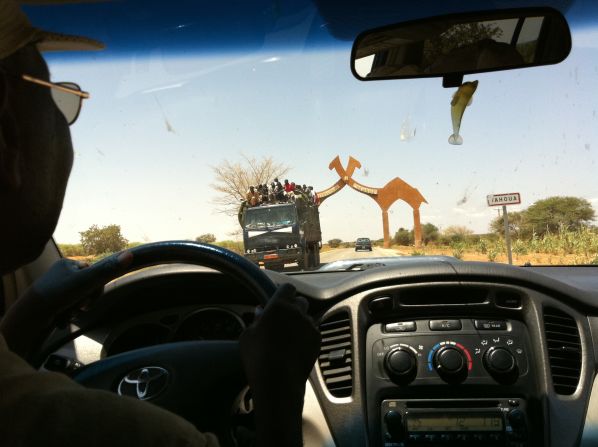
0, 1, 320, 446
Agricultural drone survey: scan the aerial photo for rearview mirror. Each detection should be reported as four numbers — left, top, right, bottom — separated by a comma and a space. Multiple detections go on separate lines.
351, 8, 571, 85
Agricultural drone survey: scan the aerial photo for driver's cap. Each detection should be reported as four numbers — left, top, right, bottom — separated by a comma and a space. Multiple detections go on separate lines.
0, 0, 104, 60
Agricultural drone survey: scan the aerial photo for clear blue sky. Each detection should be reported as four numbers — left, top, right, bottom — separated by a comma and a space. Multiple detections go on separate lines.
36, 9, 598, 244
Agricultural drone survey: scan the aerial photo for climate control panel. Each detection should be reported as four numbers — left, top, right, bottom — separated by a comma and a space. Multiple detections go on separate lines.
370, 319, 530, 386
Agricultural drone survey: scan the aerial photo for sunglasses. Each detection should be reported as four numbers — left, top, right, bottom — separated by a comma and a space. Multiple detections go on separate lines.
21, 74, 89, 125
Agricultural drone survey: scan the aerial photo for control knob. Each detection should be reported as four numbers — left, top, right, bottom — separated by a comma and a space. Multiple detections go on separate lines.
384, 347, 417, 385
433, 346, 468, 384
483, 347, 518, 384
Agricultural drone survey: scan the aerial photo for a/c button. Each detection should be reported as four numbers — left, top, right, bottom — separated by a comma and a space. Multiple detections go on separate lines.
429, 319, 462, 331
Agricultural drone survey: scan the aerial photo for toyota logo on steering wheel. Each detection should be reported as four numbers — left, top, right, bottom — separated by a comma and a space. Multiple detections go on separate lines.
117, 367, 169, 400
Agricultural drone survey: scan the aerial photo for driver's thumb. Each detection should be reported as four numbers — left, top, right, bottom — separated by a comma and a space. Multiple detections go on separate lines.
81, 251, 134, 285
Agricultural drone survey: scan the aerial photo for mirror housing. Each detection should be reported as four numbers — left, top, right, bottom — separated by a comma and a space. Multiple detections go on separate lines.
351, 7, 571, 86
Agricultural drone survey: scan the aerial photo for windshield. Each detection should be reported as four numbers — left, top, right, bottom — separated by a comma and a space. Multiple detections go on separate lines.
28, 1, 598, 270
244, 206, 297, 230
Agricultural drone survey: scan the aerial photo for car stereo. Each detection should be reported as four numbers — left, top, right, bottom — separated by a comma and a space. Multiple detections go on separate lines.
381, 398, 528, 446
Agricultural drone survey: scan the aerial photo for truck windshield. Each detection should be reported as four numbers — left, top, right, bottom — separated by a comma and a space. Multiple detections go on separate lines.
244, 206, 296, 230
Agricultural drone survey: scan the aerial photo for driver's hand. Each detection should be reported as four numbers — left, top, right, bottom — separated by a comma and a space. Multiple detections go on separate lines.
21, 252, 133, 314
239, 282, 320, 404
0, 252, 133, 358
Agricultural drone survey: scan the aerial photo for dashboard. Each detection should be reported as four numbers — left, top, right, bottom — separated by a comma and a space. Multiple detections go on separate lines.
45, 261, 598, 447
104, 305, 250, 357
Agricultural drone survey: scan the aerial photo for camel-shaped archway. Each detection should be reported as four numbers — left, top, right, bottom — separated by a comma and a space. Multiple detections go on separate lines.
317, 156, 427, 248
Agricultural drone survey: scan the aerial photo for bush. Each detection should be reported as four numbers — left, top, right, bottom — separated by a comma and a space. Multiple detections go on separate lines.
451, 242, 465, 260
328, 238, 342, 248
512, 239, 529, 256
486, 240, 504, 262
215, 240, 244, 254
341, 242, 353, 248
196, 233, 217, 244
58, 243, 85, 257
79, 224, 128, 255
487, 248, 498, 262
441, 225, 474, 244
477, 239, 489, 254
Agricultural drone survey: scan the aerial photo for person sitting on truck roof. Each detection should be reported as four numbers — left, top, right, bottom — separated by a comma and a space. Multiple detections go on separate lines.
255, 185, 262, 204
284, 179, 293, 193
303, 188, 311, 202
276, 187, 286, 203
246, 186, 259, 206
259, 184, 269, 204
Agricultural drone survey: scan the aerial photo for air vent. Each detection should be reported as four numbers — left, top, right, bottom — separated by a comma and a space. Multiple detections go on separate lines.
543, 307, 582, 395
318, 312, 352, 397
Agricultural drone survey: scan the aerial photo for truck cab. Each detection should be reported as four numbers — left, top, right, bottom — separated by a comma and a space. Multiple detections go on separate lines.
242, 202, 321, 271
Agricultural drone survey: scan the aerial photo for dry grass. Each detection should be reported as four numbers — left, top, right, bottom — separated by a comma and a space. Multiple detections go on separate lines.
393, 245, 593, 265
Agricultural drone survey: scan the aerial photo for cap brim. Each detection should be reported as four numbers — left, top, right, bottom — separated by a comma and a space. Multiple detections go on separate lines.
34, 29, 105, 52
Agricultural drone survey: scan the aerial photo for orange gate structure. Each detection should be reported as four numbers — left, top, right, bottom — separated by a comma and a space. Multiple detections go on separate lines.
317, 156, 427, 248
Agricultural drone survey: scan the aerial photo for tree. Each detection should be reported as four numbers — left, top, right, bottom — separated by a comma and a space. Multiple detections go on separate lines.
489, 197, 596, 238
211, 154, 291, 216
421, 223, 440, 245
328, 239, 342, 248
490, 211, 526, 238
79, 224, 128, 255
196, 233, 216, 243
524, 196, 595, 235
423, 22, 503, 66
393, 228, 413, 246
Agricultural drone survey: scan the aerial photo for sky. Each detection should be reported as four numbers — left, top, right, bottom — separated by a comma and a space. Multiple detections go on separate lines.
32, 5, 598, 245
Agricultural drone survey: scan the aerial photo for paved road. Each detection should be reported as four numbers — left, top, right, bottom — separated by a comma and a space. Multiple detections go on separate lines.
319, 246, 401, 264
278, 246, 401, 272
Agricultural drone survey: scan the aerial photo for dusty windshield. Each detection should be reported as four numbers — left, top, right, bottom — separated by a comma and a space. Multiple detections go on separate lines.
244, 206, 297, 230
27, 1, 598, 271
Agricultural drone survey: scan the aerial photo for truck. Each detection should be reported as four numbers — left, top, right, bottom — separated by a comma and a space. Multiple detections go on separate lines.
239, 199, 322, 271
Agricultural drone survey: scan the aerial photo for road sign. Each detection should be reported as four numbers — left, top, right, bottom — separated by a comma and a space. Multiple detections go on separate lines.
487, 193, 521, 207
486, 192, 521, 265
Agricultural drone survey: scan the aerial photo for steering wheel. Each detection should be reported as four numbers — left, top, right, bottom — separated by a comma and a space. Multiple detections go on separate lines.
44, 241, 277, 444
